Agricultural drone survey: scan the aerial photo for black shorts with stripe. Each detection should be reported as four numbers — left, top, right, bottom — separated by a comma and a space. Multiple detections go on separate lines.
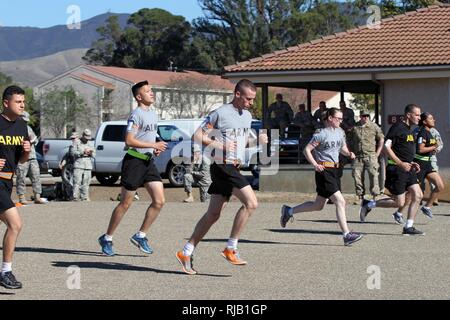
315, 168, 341, 199
120, 154, 162, 191
208, 163, 250, 200
0, 179, 14, 212
385, 164, 419, 196
415, 159, 436, 184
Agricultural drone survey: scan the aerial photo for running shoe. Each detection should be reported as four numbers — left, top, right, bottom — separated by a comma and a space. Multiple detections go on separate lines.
221, 248, 247, 265
98, 234, 115, 256
0, 272, 22, 289
392, 212, 404, 225
343, 232, 363, 246
280, 205, 293, 228
402, 226, 425, 236
359, 199, 373, 222
176, 251, 197, 275
420, 206, 433, 219
130, 234, 153, 254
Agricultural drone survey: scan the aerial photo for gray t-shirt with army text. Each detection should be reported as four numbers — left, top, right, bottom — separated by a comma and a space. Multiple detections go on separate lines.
309, 127, 346, 163
127, 106, 158, 154
201, 103, 253, 164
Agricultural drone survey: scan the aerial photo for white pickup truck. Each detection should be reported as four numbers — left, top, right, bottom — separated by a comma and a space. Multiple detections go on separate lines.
43, 121, 193, 187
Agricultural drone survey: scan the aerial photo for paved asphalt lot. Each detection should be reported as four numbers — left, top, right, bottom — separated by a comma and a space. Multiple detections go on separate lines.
0, 199, 449, 300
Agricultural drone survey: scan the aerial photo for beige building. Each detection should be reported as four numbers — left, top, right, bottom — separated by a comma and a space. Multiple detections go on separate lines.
223, 4, 450, 196
34, 65, 234, 138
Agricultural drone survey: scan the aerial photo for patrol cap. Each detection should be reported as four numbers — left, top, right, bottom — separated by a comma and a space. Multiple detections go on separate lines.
82, 129, 92, 138
21, 111, 30, 122
70, 132, 79, 139
360, 110, 371, 116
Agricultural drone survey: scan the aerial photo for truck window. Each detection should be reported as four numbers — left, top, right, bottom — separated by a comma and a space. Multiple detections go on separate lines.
102, 125, 127, 142
158, 125, 186, 142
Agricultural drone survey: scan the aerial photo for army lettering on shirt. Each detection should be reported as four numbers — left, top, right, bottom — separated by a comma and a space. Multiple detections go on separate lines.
309, 127, 346, 163
416, 127, 436, 157
127, 106, 158, 154
201, 104, 253, 164
0, 115, 28, 173
385, 121, 415, 163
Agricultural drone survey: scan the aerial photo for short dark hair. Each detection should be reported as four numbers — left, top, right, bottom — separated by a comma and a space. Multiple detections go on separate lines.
276, 93, 283, 100
404, 104, 419, 115
235, 79, 256, 94
2, 85, 25, 101
132, 81, 149, 99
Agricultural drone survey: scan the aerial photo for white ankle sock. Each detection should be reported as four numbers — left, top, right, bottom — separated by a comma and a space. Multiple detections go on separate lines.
183, 242, 195, 257
406, 219, 414, 228
104, 234, 113, 241
343, 232, 349, 237
227, 238, 238, 249
136, 231, 146, 239
1, 262, 12, 274
288, 207, 294, 215
368, 200, 376, 209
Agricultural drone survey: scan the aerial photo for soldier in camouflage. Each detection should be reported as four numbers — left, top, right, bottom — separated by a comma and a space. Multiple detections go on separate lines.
350, 110, 385, 200
183, 144, 211, 203
71, 129, 95, 201
15, 111, 46, 204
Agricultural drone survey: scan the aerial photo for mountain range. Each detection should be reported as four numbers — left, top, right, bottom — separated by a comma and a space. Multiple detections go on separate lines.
0, 13, 129, 61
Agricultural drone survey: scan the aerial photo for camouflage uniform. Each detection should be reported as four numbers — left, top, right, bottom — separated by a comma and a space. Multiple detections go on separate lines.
184, 154, 211, 202
16, 125, 42, 197
72, 131, 95, 201
350, 119, 384, 197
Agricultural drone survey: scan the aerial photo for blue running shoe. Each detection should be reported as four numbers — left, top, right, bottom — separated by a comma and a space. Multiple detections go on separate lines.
130, 234, 153, 254
420, 206, 433, 219
343, 232, 363, 246
98, 234, 115, 256
392, 212, 404, 225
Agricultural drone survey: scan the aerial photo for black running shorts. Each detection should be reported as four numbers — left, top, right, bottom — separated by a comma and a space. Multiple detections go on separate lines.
315, 168, 341, 199
415, 159, 435, 184
0, 179, 15, 212
120, 154, 162, 191
385, 165, 419, 196
208, 163, 250, 200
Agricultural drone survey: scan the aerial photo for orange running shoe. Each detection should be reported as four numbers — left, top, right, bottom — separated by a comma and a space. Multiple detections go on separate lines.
175, 251, 197, 275
221, 248, 247, 265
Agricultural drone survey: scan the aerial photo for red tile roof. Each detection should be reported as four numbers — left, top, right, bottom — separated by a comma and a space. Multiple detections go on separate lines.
72, 74, 115, 90
87, 65, 234, 91
225, 4, 450, 73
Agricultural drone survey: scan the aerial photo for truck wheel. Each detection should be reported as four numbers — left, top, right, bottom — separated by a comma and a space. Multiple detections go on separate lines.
96, 174, 120, 186
168, 162, 186, 187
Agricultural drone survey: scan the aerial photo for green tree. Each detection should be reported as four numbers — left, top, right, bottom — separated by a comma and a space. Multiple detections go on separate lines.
349, 93, 377, 112
83, 15, 123, 65
40, 87, 86, 138
0, 72, 13, 99
196, 0, 355, 71
111, 9, 193, 70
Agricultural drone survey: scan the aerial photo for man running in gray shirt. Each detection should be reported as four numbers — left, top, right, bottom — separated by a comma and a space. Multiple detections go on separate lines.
98, 80, 167, 256
280, 108, 363, 246
176, 79, 268, 274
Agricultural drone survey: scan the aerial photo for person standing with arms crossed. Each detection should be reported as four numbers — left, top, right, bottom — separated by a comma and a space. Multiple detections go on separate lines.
0, 86, 31, 289
350, 110, 384, 211
98, 81, 167, 256
280, 108, 363, 246
176, 79, 268, 275
359, 104, 425, 235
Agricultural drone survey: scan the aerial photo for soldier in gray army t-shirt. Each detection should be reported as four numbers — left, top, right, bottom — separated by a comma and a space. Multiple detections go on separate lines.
280, 108, 363, 246
176, 79, 269, 275
98, 80, 167, 257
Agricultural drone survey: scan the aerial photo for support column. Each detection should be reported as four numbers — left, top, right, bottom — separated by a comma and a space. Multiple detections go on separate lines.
307, 84, 312, 112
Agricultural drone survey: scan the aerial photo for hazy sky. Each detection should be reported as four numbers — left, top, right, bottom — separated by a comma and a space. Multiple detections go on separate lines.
0, 0, 204, 28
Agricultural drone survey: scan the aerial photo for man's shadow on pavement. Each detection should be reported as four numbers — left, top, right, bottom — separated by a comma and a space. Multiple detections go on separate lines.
268, 228, 402, 237
199, 237, 342, 247
51, 261, 231, 278
7, 247, 143, 258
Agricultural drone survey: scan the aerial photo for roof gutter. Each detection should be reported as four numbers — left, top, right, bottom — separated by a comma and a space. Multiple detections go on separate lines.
223, 65, 450, 78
